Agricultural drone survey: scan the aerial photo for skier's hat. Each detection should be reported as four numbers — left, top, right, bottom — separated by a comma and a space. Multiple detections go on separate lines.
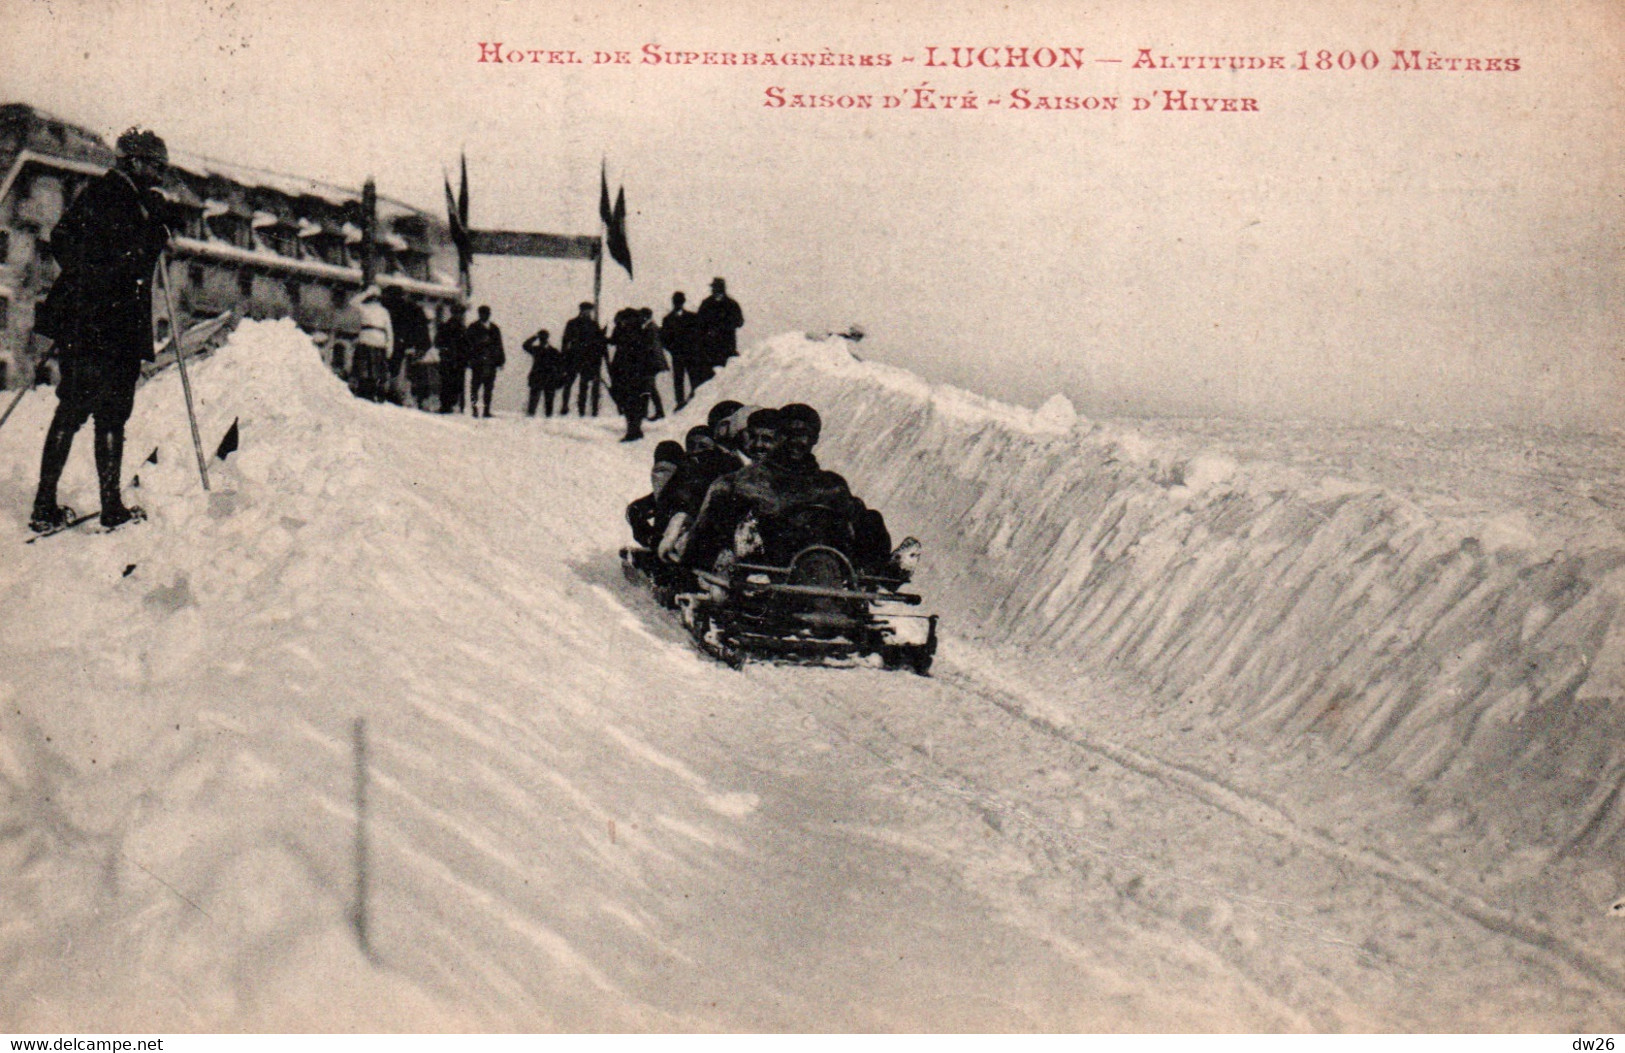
116, 127, 168, 164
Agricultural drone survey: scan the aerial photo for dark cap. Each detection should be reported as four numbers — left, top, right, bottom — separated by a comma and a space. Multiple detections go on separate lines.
685, 425, 713, 450
578, 301, 595, 311
710, 277, 726, 289
746, 407, 784, 430
653, 440, 686, 466
116, 127, 168, 163
777, 403, 822, 435
707, 400, 744, 430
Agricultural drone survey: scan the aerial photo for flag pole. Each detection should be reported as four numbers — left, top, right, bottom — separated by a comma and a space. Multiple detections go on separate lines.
592, 237, 603, 321
594, 158, 607, 322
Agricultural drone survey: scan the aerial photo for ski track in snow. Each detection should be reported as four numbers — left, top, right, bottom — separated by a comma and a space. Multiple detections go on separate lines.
0, 321, 1622, 1030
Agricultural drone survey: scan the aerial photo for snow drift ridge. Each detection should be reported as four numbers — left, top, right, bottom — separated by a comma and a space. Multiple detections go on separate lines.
711, 334, 1625, 863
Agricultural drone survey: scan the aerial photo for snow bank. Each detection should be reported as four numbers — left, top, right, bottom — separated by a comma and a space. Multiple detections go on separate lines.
708, 334, 1625, 863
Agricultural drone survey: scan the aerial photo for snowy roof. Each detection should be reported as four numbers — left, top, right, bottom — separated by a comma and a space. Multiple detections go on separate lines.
168, 150, 441, 225
169, 235, 460, 298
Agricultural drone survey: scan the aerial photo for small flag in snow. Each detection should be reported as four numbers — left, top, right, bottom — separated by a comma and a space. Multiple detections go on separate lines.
214, 418, 239, 461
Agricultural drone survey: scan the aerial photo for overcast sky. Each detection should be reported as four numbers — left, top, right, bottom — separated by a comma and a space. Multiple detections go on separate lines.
3, 0, 1620, 427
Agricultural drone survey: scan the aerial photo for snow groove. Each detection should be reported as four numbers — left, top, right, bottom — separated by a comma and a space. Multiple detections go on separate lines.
710, 335, 1625, 867
934, 668, 1625, 994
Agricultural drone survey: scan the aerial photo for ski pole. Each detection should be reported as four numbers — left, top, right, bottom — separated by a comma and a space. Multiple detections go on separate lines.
0, 329, 41, 437
156, 252, 210, 491
0, 383, 26, 436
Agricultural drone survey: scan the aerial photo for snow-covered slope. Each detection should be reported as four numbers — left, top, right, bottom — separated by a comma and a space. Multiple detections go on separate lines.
710, 333, 1625, 894
3, 322, 1622, 1031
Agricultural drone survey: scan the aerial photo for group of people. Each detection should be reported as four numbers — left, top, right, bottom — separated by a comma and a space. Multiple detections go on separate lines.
339, 277, 745, 436
17, 119, 752, 537
522, 278, 745, 442
344, 295, 507, 419
626, 398, 903, 578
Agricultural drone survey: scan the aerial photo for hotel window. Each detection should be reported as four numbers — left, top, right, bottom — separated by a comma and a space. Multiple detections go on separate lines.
237, 270, 254, 297
188, 264, 205, 287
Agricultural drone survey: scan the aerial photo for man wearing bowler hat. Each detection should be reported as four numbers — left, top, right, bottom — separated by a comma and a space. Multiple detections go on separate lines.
694, 276, 744, 371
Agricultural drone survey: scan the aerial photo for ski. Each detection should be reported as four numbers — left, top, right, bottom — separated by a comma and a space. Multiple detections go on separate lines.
25, 508, 147, 543
25, 511, 100, 543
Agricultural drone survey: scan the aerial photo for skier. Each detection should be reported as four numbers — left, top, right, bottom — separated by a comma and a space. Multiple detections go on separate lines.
28, 127, 172, 533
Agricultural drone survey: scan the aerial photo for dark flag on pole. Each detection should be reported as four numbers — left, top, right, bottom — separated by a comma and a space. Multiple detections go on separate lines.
599, 163, 633, 279
459, 153, 470, 230
445, 153, 473, 292
444, 175, 472, 260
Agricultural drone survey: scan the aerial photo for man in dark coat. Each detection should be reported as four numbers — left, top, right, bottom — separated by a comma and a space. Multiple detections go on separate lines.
639, 307, 667, 422
522, 328, 567, 417
694, 276, 744, 370
29, 127, 172, 532
607, 307, 663, 442
436, 305, 467, 414
655, 412, 749, 562
680, 406, 859, 570
660, 291, 706, 409
464, 305, 504, 418
561, 301, 607, 417
625, 440, 686, 548
384, 288, 431, 405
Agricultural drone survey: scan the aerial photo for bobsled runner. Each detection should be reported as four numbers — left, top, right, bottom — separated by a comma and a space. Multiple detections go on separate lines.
620, 538, 937, 674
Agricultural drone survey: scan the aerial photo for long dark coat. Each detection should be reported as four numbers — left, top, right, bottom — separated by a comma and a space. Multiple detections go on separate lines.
463, 320, 505, 373
660, 306, 699, 363
694, 293, 744, 367
562, 315, 607, 379
35, 168, 170, 361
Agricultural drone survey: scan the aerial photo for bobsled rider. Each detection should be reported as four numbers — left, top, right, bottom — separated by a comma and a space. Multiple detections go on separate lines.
655, 404, 752, 561
679, 405, 861, 570
774, 403, 899, 575
626, 441, 686, 548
